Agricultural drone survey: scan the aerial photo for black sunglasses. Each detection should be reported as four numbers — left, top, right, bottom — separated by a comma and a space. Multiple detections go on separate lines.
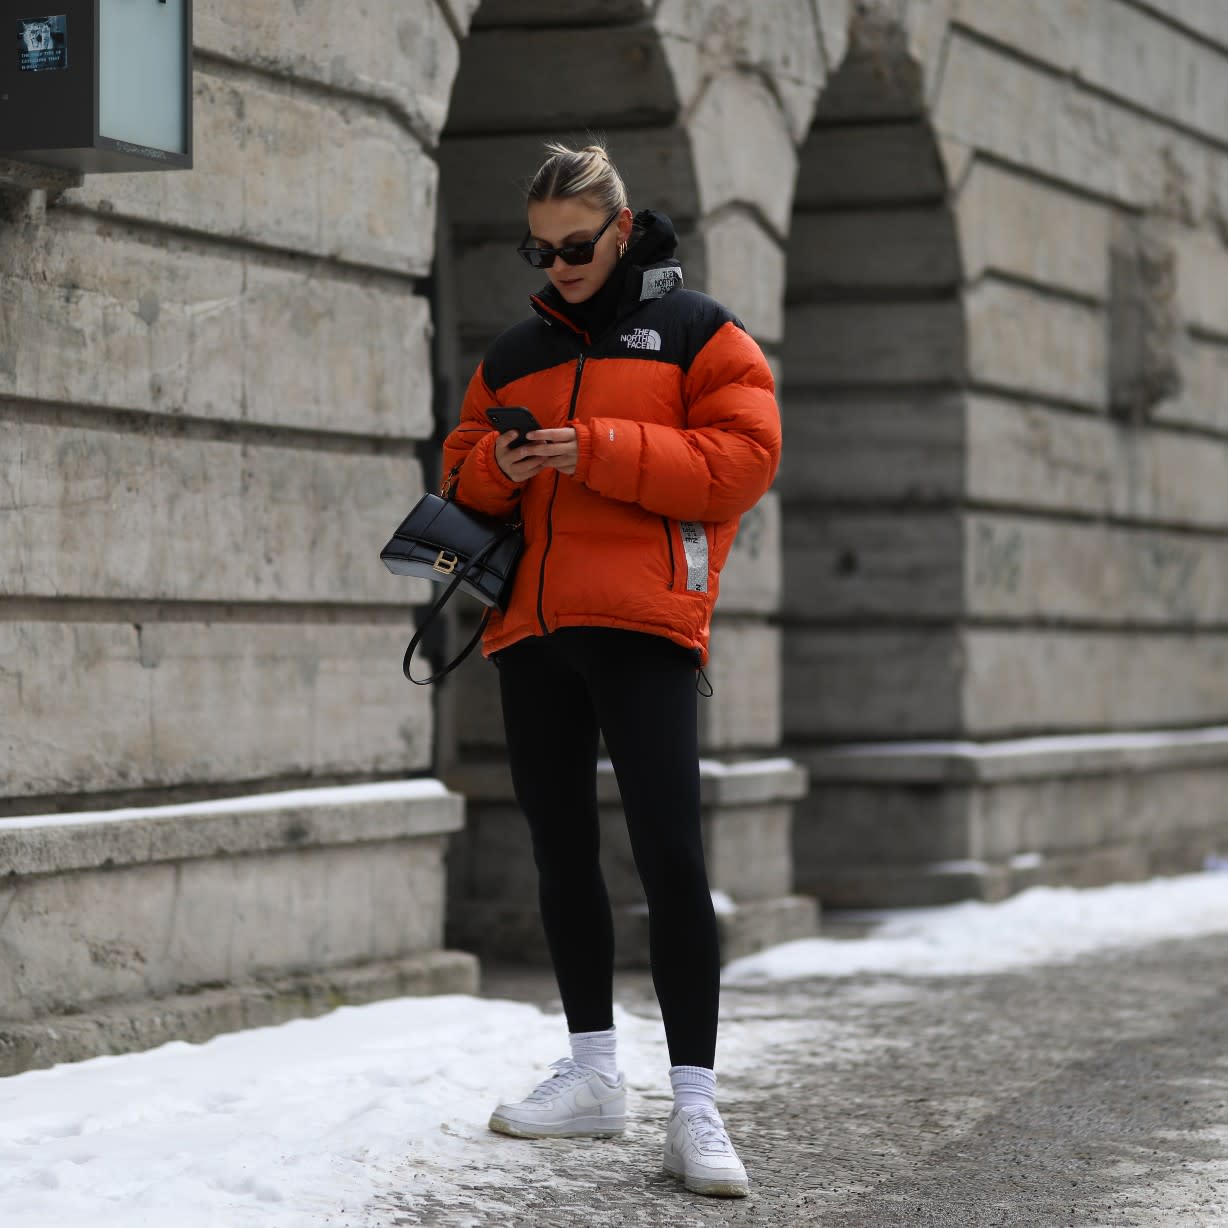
517, 209, 622, 269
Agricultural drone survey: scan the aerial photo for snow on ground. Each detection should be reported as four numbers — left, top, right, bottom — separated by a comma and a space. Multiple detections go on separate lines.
723, 868, 1228, 983
2, 870, 1227, 1228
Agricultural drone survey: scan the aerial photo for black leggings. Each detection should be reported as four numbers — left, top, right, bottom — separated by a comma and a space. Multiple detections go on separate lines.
496, 627, 720, 1069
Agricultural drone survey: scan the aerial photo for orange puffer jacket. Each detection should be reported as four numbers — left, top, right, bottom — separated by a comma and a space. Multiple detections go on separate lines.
441, 211, 781, 667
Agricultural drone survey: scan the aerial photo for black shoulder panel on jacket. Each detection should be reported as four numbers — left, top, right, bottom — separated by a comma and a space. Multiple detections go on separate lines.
482, 318, 576, 392
595, 288, 743, 373
482, 288, 748, 390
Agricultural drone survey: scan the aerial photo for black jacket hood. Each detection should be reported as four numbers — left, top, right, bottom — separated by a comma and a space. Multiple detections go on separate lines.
533, 209, 683, 341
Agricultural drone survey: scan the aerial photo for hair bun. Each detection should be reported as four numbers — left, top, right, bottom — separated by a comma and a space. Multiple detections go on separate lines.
582, 144, 610, 161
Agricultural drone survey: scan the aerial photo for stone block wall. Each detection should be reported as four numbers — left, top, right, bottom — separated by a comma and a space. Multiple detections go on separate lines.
5, 0, 1227, 980
0, 0, 480, 810
940, 1, 1228, 739
783, 0, 1228, 904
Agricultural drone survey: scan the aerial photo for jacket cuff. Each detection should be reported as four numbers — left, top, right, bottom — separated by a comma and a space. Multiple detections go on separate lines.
476, 434, 520, 499
572, 421, 594, 483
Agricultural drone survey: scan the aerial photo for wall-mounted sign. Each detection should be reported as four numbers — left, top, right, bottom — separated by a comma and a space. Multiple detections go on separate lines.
18, 15, 68, 73
1, 1, 191, 173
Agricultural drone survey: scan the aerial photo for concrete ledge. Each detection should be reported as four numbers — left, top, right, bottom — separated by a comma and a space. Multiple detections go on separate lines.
794, 730, 1228, 907
801, 725, 1228, 785
0, 951, 479, 1077
449, 757, 809, 807
0, 782, 472, 1039
0, 781, 463, 877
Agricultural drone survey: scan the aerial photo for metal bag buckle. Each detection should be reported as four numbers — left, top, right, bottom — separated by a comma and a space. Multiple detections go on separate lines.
432, 550, 460, 575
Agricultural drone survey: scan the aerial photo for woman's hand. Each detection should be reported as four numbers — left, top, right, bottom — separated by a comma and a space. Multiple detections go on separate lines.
493, 430, 550, 482
493, 426, 578, 481
522, 427, 579, 476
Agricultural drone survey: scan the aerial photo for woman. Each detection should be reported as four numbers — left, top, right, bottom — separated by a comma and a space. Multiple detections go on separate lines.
441, 139, 781, 1199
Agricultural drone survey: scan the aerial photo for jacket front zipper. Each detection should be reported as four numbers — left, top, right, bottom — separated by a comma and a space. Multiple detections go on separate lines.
537, 353, 586, 634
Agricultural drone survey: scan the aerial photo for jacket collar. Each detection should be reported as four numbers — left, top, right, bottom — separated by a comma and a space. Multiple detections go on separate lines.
529, 209, 683, 343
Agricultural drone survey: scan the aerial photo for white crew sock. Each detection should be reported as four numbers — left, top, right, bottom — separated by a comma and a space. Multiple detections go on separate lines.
669, 1064, 718, 1112
569, 1027, 620, 1083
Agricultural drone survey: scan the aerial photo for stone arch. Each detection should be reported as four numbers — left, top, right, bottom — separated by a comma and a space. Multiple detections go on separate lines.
430, 0, 703, 769
432, 0, 822, 960
432, 0, 818, 765
778, 8, 969, 901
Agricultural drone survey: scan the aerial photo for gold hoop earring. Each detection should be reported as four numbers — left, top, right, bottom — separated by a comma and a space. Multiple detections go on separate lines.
617, 239, 628, 258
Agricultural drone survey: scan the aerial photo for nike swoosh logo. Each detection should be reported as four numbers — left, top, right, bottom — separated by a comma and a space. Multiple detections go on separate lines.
574, 1081, 619, 1110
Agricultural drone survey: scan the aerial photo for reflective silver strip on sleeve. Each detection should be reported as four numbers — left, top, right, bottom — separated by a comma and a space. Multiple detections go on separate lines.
679, 521, 709, 593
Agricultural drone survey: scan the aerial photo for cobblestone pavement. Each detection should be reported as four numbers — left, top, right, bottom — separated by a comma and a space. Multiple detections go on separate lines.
377, 934, 1228, 1227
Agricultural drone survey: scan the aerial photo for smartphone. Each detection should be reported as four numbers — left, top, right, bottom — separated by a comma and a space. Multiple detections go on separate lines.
485, 406, 541, 449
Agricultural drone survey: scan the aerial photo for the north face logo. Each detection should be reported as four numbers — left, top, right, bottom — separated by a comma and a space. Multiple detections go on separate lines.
621, 328, 662, 351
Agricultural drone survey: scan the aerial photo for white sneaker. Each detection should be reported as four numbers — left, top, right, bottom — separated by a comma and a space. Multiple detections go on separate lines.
662, 1105, 749, 1197
488, 1058, 626, 1139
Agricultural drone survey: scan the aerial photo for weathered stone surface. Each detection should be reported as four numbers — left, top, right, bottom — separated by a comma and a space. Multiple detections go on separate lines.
784, 299, 965, 387
965, 279, 1106, 410
963, 629, 1228, 735
782, 510, 964, 620
0, 621, 432, 800
965, 395, 1228, 531
197, 0, 464, 146
792, 729, 1228, 905
0, 951, 479, 1077
700, 621, 781, 752
953, 0, 1228, 147
68, 68, 438, 274
790, 205, 959, 293
1173, 227, 1228, 342
776, 392, 965, 505
966, 514, 1228, 626
899, 0, 956, 82
438, 129, 700, 237
688, 72, 799, 238
655, 0, 823, 142
0, 781, 463, 876
1149, 0, 1228, 49
1155, 334, 1228, 437
794, 122, 946, 208
0, 222, 432, 438
782, 629, 964, 739
1108, 216, 1181, 421
933, 29, 1228, 225
0, 783, 470, 1068
446, 27, 678, 136
701, 210, 786, 342
815, 0, 854, 71
0, 837, 449, 1020
800, 724, 1228, 786
718, 492, 781, 616
975, 763, 1228, 863
0, 419, 428, 605
793, 778, 974, 865
814, 4, 926, 122
956, 160, 1111, 299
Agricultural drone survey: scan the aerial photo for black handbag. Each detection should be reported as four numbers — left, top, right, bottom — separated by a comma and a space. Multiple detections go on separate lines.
380, 488, 523, 685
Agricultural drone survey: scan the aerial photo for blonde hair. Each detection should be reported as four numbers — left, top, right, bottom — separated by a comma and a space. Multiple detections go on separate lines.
526, 138, 629, 215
